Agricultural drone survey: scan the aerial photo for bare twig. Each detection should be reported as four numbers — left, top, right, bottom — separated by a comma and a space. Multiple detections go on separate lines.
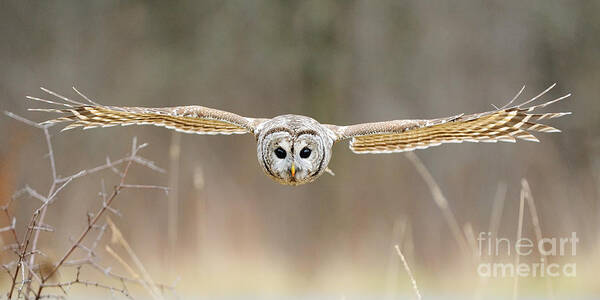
5, 106, 172, 299
38, 138, 141, 288
120, 184, 169, 194
41, 266, 132, 299
4, 111, 46, 129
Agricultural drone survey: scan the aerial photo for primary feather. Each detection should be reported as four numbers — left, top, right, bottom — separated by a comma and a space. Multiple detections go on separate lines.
37, 106, 249, 135
28, 88, 260, 135
340, 85, 571, 153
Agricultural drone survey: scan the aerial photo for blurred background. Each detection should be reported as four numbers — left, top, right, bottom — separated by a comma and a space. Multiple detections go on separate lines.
1, 1, 598, 299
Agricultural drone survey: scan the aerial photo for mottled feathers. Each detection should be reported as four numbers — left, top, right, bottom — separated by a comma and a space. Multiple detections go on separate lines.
26, 84, 570, 185
328, 84, 570, 153
28, 88, 266, 136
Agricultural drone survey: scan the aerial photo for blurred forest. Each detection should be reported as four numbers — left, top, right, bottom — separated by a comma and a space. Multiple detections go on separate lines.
0, 1, 598, 298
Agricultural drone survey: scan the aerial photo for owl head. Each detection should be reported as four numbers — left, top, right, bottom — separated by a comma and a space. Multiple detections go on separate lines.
257, 115, 334, 186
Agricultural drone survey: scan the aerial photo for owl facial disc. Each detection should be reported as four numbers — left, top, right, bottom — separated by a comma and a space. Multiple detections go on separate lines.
256, 115, 334, 186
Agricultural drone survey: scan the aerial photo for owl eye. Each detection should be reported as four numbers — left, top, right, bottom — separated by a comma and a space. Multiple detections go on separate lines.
300, 147, 311, 158
274, 147, 287, 159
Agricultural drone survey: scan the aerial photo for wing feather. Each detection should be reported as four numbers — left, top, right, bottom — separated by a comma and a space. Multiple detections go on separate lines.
28, 88, 267, 136
329, 85, 570, 154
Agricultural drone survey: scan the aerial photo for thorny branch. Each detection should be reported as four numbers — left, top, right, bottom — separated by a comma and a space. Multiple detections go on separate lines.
2, 101, 174, 300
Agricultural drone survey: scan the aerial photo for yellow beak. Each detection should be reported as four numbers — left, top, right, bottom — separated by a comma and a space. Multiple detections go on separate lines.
291, 163, 296, 177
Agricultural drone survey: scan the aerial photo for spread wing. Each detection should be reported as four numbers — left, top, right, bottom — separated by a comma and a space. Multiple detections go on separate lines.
28, 88, 268, 136
327, 84, 571, 154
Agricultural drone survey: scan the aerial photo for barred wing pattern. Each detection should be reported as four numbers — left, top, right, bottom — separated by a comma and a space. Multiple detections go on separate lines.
27, 85, 570, 154
29, 88, 264, 136
331, 85, 571, 154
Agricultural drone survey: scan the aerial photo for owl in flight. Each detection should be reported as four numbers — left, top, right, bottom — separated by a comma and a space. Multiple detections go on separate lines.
29, 84, 570, 186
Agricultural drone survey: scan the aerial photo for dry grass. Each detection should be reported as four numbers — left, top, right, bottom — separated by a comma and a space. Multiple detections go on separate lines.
106, 217, 165, 300
522, 179, 555, 299
404, 151, 568, 300
512, 183, 526, 300
404, 152, 470, 256
394, 245, 422, 300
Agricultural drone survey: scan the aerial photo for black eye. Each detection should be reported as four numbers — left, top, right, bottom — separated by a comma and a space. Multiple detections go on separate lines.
274, 147, 287, 159
300, 147, 311, 158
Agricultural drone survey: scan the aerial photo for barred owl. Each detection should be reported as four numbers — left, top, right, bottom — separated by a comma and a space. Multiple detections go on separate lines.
29, 84, 570, 186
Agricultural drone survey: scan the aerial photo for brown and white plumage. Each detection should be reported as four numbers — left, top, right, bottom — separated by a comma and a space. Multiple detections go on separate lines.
329, 84, 570, 153
39, 105, 266, 135
27, 84, 570, 185
31, 88, 267, 136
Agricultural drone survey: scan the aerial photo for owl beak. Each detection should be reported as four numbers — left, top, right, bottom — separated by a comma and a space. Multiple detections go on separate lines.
291, 163, 296, 177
